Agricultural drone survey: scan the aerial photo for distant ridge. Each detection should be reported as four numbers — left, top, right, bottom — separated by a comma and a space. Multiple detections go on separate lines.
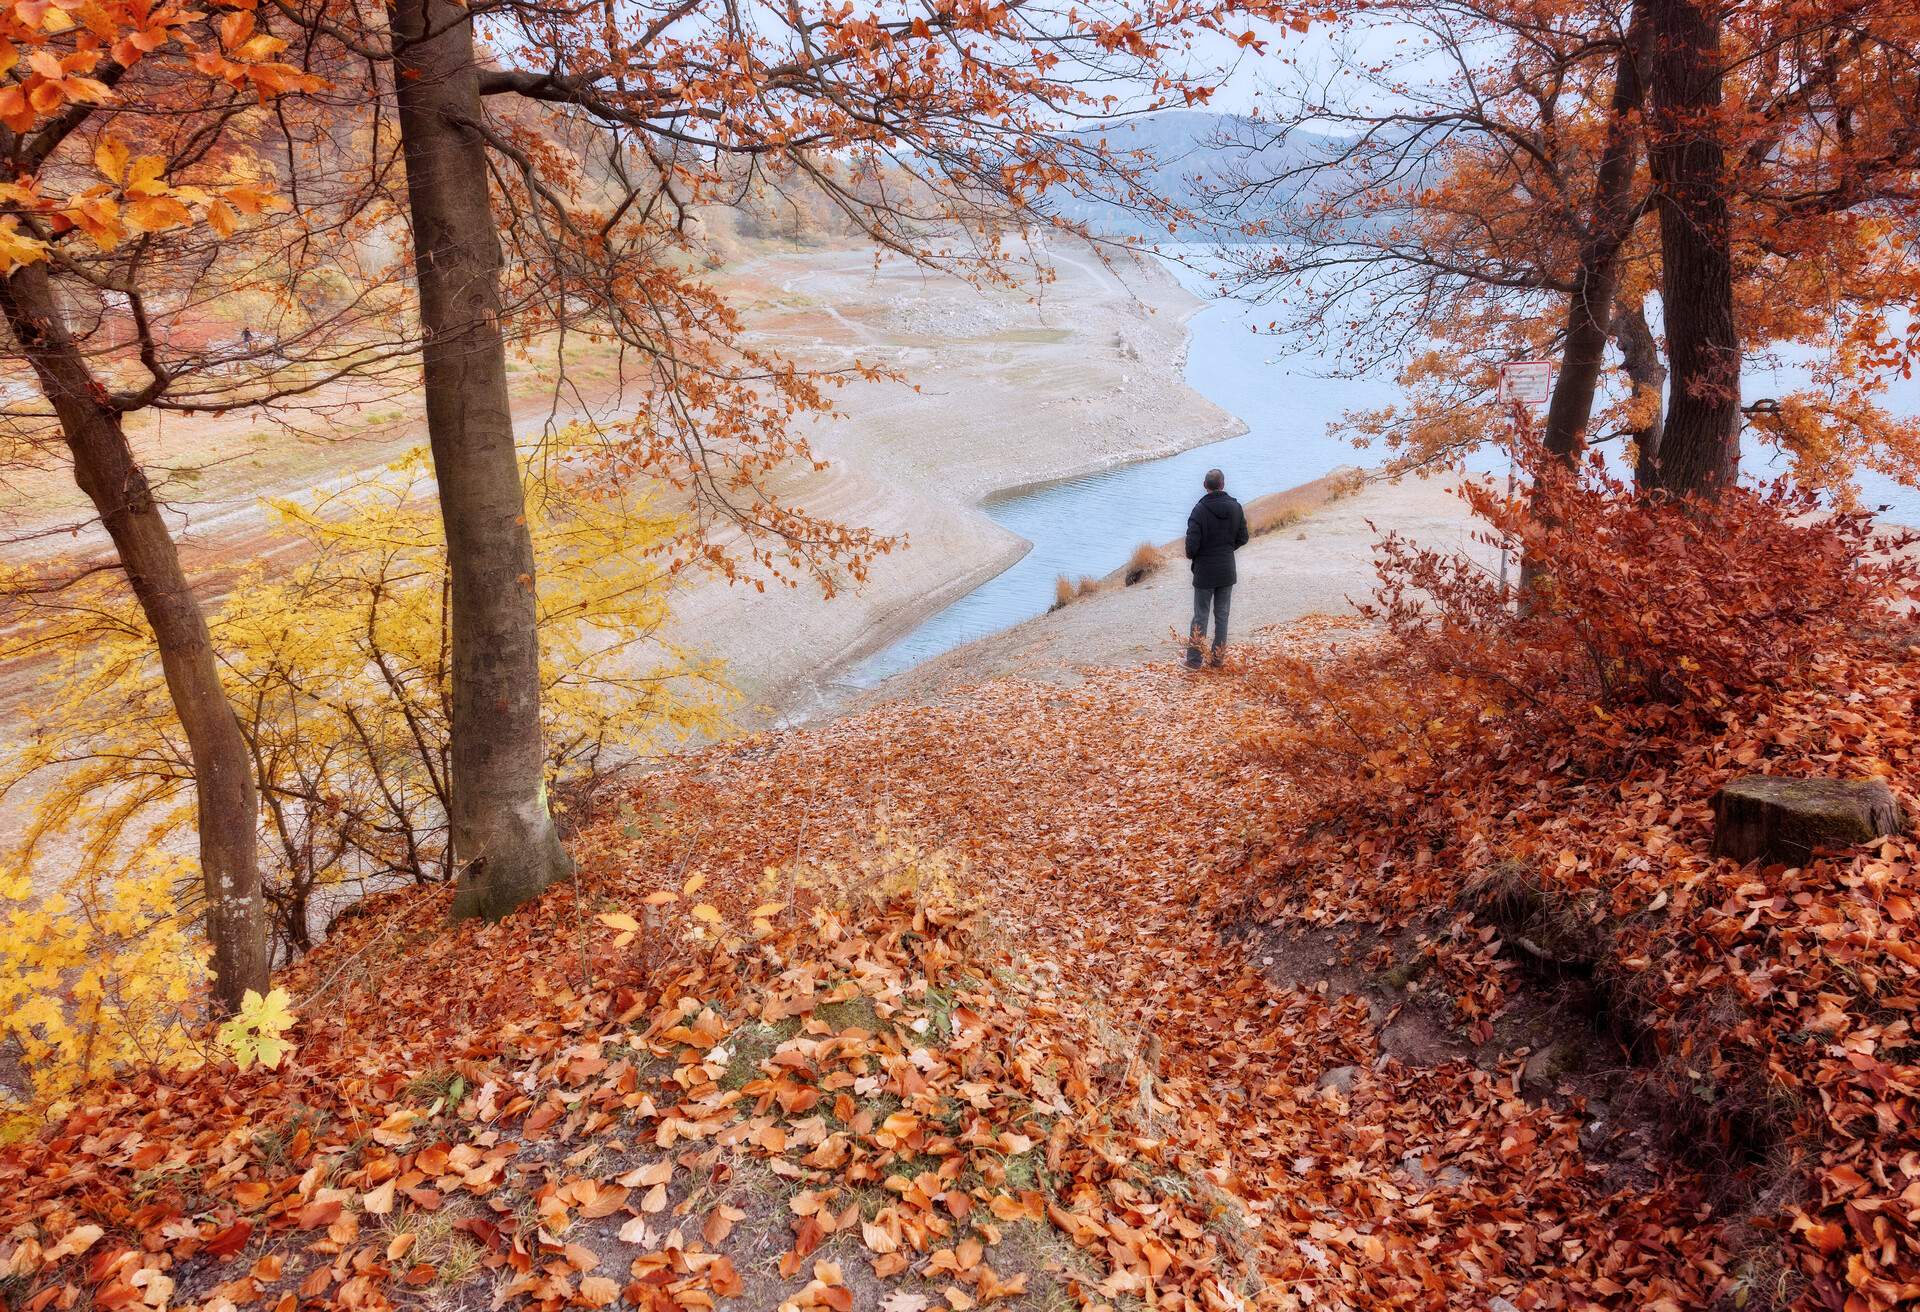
1044, 109, 1345, 241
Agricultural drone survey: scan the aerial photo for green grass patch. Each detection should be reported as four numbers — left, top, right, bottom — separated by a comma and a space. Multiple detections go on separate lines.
385, 1201, 483, 1288
721, 1019, 800, 1090
850, 1186, 891, 1221
816, 995, 880, 1033
1001, 1151, 1039, 1190
406, 1067, 466, 1106
890, 1153, 947, 1180
1378, 950, 1433, 991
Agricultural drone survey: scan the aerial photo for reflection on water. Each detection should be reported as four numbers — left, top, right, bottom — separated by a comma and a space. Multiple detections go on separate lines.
845, 257, 1920, 688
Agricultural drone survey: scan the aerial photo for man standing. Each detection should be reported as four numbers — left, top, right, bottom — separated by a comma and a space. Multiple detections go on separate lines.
1184, 467, 1248, 668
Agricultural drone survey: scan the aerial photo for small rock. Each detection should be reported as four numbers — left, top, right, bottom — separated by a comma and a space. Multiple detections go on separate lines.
1490, 1299, 1521, 1312
1438, 1166, 1471, 1187
1520, 1040, 1574, 1092
1710, 776, 1906, 865
1316, 1065, 1359, 1095
1399, 1152, 1431, 1188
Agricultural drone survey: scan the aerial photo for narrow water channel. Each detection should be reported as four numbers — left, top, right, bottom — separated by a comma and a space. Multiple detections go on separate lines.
845, 259, 1920, 688
843, 261, 1404, 685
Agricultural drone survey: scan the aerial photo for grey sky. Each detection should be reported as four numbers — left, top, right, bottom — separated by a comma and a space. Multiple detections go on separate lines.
1195, 15, 1456, 117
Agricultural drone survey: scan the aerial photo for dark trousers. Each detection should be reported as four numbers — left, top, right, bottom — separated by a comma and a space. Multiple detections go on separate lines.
1188, 584, 1232, 661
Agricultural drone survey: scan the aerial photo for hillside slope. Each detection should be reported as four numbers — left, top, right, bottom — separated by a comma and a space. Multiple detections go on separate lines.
3, 639, 1797, 1312
5, 485, 1919, 1312
1044, 112, 1347, 240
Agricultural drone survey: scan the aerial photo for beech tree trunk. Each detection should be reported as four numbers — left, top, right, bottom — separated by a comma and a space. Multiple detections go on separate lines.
0, 264, 267, 1013
1541, 5, 1649, 465
1645, 0, 1741, 500
393, 0, 572, 920
1613, 295, 1669, 491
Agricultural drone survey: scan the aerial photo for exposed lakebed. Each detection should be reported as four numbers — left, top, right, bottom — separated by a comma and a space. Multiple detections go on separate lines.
843, 261, 1461, 685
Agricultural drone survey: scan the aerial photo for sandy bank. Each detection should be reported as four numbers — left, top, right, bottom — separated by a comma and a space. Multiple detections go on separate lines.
837, 473, 1500, 711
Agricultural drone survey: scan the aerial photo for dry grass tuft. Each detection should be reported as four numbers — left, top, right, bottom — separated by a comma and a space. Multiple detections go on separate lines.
1053, 574, 1103, 609
1061, 469, 1365, 606
1243, 469, 1362, 537
1123, 542, 1163, 586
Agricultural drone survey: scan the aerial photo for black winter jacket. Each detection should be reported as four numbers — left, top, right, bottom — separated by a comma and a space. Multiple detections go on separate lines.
1185, 490, 1249, 589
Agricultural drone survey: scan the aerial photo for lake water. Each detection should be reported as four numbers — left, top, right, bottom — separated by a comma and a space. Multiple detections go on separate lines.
846, 261, 1920, 686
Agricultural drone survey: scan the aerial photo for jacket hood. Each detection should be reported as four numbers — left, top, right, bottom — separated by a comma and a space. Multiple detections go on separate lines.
1198, 490, 1237, 519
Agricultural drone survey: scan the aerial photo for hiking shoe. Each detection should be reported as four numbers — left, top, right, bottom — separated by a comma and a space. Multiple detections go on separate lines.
1210, 647, 1226, 668
1184, 648, 1204, 669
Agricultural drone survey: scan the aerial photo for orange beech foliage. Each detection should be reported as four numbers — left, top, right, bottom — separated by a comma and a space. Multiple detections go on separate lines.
12, 492, 1906, 1311
1219, 0, 1920, 496
2, 590, 1914, 1307
1374, 451, 1919, 712
1211, 0, 1662, 470
0, 0, 321, 269
3, 470, 1917, 1308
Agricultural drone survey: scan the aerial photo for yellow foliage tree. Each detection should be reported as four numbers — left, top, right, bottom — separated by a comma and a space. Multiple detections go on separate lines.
0, 433, 728, 1121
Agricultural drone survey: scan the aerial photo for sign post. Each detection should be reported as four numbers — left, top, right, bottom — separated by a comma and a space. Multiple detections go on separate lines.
1495, 361, 1552, 601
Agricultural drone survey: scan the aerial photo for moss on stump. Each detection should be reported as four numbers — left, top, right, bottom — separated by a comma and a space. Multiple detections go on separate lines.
1710, 776, 1906, 866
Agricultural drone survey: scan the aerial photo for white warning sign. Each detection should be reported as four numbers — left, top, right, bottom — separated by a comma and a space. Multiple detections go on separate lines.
1498, 360, 1552, 406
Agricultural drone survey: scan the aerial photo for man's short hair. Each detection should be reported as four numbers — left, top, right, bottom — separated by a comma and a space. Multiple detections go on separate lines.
1203, 468, 1226, 491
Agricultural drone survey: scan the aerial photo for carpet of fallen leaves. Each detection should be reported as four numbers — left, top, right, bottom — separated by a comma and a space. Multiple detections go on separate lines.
1235, 626, 1920, 1312
3, 599, 1916, 1312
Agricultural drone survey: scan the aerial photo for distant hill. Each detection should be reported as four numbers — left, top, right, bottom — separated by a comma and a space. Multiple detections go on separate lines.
1043, 110, 1347, 241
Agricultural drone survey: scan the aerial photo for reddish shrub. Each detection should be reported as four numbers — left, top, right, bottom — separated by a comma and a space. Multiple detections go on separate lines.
1234, 455, 1920, 1306
1375, 449, 1916, 714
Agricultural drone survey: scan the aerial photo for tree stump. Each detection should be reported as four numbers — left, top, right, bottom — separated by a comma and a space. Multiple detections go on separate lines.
1710, 777, 1906, 865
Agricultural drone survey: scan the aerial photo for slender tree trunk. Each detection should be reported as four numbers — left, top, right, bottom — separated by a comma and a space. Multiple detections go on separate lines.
1542, 3, 1649, 463
393, 0, 572, 920
1645, 0, 1740, 500
0, 263, 267, 1013
1612, 294, 1669, 490
1521, 6, 1649, 599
